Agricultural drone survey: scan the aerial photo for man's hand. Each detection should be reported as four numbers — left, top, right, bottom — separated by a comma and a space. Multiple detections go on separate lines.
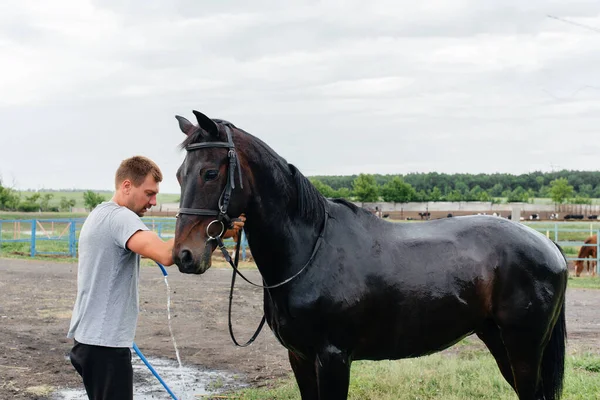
223, 214, 246, 239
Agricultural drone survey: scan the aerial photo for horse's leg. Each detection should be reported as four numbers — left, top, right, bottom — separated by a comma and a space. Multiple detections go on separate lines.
493, 280, 562, 400
315, 344, 351, 399
476, 322, 515, 391
500, 328, 547, 400
586, 258, 591, 276
288, 351, 318, 400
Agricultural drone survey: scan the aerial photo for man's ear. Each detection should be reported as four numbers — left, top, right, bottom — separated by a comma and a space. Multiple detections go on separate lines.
121, 179, 132, 194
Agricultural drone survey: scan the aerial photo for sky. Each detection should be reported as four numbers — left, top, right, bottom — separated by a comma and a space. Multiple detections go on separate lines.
1, 1, 600, 194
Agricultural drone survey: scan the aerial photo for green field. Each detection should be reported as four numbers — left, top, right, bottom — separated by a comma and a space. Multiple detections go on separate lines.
7, 193, 600, 210
229, 342, 600, 399
14, 190, 180, 209
0, 211, 88, 220
567, 276, 600, 289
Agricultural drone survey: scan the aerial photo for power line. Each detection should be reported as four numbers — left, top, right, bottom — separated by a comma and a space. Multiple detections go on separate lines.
542, 85, 600, 101
547, 14, 600, 33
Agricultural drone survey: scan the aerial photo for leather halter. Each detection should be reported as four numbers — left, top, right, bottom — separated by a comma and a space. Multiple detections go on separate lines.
176, 124, 243, 236
176, 121, 330, 347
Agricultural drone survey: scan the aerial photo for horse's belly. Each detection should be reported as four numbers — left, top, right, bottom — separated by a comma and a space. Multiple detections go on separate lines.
353, 325, 475, 360
350, 297, 481, 361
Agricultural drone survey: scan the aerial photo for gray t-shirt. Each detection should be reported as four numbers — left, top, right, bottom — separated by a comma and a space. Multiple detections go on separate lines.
67, 201, 149, 347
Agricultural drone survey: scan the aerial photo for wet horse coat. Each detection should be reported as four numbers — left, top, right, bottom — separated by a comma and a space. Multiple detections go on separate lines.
172, 111, 568, 400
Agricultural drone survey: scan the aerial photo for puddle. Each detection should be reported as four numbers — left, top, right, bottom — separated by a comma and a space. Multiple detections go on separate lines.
54, 265, 246, 399
54, 354, 246, 400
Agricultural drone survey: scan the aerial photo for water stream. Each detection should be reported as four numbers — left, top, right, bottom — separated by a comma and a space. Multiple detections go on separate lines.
55, 268, 245, 399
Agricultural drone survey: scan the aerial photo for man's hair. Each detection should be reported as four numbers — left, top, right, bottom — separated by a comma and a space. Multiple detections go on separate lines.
115, 156, 163, 189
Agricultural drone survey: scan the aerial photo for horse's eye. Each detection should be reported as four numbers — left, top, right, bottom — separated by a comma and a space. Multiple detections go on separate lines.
203, 170, 219, 181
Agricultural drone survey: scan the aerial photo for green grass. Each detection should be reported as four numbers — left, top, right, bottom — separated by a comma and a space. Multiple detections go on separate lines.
567, 276, 600, 289
9, 190, 180, 209
17, 190, 109, 208
523, 221, 600, 243
0, 211, 89, 220
230, 347, 600, 399
0, 236, 75, 258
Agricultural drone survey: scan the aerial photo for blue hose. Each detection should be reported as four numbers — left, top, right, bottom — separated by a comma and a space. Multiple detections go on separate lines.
132, 261, 178, 400
133, 343, 179, 400
156, 261, 168, 277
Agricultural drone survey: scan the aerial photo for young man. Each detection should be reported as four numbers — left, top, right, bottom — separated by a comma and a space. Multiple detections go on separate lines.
67, 156, 243, 400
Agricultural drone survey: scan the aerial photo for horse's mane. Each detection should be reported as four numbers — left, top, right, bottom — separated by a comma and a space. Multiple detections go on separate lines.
180, 119, 327, 222
288, 164, 326, 220
288, 170, 377, 220
332, 198, 358, 212
180, 128, 204, 149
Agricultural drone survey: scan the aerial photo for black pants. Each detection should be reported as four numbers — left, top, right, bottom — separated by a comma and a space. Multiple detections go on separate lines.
69, 340, 133, 400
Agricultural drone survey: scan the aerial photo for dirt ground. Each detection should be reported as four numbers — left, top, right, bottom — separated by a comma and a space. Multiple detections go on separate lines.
0, 258, 599, 400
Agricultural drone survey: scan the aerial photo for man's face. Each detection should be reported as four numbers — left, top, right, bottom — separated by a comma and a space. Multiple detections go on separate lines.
127, 174, 159, 217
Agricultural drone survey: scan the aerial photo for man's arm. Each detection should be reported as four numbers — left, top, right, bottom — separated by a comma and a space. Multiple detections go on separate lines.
126, 231, 175, 266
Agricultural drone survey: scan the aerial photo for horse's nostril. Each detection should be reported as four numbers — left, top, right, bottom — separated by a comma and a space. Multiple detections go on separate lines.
180, 249, 193, 265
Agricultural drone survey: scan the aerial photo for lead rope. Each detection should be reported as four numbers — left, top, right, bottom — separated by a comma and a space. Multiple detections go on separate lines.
220, 231, 266, 347
216, 202, 329, 346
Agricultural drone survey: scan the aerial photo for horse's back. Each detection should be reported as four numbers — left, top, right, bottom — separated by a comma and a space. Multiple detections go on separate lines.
327, 209, 566, 276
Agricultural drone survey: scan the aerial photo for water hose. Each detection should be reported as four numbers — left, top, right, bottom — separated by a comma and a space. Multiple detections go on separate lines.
132, 262, 179, 400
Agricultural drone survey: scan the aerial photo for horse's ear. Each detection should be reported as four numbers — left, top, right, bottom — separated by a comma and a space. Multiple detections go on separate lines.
175, 115, 195, 135
192, 110, 219, 137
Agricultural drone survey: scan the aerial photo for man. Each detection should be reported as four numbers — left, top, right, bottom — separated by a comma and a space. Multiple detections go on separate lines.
67, 155, 243, 400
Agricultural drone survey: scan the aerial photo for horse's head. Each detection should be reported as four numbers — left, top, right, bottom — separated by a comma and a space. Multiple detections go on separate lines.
172, 110, 251, 274
574, 260, 583, 277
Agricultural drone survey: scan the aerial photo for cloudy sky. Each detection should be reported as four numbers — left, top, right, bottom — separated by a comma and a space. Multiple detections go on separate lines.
1, 1, 599, 194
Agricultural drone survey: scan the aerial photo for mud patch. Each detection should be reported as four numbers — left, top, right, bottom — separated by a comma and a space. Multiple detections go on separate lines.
53, 354, 245, 399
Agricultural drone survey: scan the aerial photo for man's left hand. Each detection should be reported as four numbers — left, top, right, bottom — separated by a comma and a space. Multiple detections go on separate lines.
223, 214, 246, 239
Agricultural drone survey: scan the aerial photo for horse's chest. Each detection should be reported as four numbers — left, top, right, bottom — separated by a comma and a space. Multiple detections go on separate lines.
265, 297, 321, 353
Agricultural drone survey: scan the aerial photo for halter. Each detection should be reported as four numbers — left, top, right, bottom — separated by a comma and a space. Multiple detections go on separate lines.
176, 121, 329, 347
176, 124, 243, 238
176, 122, 262, 347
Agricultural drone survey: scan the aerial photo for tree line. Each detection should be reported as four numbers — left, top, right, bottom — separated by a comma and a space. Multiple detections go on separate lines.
2, 169, 596, 212
0, 180, 106, 212
310, 170, 597, 204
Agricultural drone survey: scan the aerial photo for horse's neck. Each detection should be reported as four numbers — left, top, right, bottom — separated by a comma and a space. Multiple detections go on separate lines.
243, 166, 325, 286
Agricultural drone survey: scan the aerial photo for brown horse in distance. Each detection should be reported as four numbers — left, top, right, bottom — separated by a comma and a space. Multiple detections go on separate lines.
575, 235, 597, 277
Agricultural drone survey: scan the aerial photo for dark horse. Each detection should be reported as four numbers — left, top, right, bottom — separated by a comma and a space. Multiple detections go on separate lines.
172, 110, 568, 400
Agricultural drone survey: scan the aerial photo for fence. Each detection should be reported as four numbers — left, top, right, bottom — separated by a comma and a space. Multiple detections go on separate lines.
0, 217, 249, 261
0, 218, 85, 257
2, 218, 597, 273
529, 223, 600, 275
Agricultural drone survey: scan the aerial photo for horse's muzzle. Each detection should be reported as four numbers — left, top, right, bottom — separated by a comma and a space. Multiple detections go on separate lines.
174, 244, 213, 274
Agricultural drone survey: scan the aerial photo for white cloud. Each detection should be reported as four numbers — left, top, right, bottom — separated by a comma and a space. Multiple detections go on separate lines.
1, 0, 600, 193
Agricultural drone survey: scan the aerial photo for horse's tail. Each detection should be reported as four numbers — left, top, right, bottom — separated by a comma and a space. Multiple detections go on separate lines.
540, 242, 568, 400
541, 299, 566, 400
